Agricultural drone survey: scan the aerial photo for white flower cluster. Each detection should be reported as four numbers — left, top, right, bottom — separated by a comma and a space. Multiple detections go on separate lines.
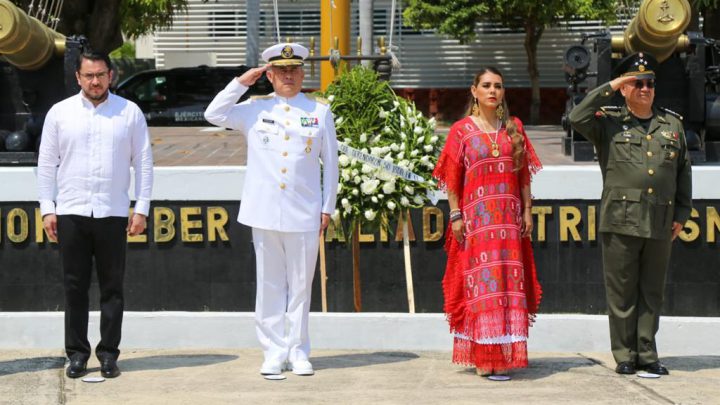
323, 67, 440, 229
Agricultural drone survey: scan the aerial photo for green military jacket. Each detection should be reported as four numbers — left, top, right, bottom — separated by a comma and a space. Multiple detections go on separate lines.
569, 83, 692, 240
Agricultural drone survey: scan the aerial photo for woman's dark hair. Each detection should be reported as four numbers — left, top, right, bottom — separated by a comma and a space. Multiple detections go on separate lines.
468, 67, 525, 171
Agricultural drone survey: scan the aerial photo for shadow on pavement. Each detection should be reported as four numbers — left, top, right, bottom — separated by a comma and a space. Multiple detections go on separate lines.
312, 351, 420, 370
118, 354, 238, 372
662, 355, 720, 372
455, 356, 598, 380
0, 356, 65, 377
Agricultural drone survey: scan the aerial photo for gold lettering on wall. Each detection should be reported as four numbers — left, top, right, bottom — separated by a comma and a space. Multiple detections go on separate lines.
533, 206, 552, 242
422, 207, 443, 242
707, 207, 720, 243
394, 212, 416, 242
679, 208, 700, 242
559, 206, 582, 241
7, 208, 29, 243
127, 208, 148, 243
588, 205, 596, 241
154, 207, 176, 243
207, 207, 229, 242
180, 207, 203, 242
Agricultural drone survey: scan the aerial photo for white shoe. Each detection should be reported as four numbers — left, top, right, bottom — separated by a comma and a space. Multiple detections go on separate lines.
260, 360, 283, 375
290, 360, 314, 376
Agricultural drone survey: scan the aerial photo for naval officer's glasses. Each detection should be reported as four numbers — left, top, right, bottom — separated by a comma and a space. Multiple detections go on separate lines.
633, 79, 655, 90
79, 71, 109, 81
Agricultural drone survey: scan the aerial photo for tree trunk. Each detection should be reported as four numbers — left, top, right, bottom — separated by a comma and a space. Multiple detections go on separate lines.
704, 8, 720, 40
523, 22, 544, 125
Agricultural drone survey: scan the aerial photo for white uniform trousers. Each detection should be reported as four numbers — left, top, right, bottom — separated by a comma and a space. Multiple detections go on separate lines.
252, 228, 318, 363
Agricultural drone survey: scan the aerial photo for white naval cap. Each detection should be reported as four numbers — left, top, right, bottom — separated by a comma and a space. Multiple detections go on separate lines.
262, 43, 309, 66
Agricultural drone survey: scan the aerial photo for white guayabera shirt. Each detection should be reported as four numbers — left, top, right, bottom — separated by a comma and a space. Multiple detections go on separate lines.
37, 92, 154, 218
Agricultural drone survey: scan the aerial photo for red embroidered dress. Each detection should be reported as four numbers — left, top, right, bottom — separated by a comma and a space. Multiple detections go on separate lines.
433, 116, 542, 370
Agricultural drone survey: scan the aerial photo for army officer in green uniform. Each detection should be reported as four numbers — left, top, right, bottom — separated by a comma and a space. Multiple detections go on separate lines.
569, 52, 692, 376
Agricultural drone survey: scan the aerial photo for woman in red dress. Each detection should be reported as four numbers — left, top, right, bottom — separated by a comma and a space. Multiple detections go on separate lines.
433, 67, 543, 379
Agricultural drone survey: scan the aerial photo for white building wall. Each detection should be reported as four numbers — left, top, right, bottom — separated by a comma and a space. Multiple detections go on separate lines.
151, 0, 627, 89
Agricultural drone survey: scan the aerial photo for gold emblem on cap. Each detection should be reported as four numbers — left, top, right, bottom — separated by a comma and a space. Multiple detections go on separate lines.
281, 45, 294, 59
639, 65, 645, 72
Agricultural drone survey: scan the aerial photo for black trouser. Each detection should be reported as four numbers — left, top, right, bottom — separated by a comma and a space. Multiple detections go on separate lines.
57, 215, 127, 362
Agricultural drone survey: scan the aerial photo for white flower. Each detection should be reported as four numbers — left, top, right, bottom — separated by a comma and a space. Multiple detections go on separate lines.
341, 172, 350, 181
370, 147, 382, 156
339, 155, 350, 167
331, 209, 340, 221
404, 185, 415, 194
360, 133, 368, 143
351, 169, 359, 176
420, 155, 430, 164
400, 196, 410, 206
378, 110, 388, 119
387, 201, 397, 210
428, 117, 436, 128
361, 148, 368, 154
341, 198, 350, 208
414, 126, 423, 135
393, 100, 400, 108
397, 151, 405, 160
398, 160, 409, 168
406, 106, 413, 115
382, 181, 396, 194
400, 116, 405, 128
384, 126, 392, 134
409, 162, 415, 170
371, 196, 378, 203
413, 195, 424, 205
361, 164, 373, 174
361, 179, 380, 195
377, 170, 394, 181
353, 176, 361, 185
344, 206, 352, 213
410, 150, 419, 157
401, 133, 407, 140
378, 193, 385, 199
352, 189, 359, 196
364, 209, 377, 221
430, 135, 439, 144
328, 95, 335, 102
390, 143, 400, 152
424, 145, 434, 152
335, 116, 344, 125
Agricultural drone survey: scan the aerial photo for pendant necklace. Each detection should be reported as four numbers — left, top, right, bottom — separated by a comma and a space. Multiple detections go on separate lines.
481, 118, 501, 157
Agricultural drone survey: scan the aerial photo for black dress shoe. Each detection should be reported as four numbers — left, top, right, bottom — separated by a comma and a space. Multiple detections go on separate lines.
615, 361, 636, 375
639, 361, 669, 375
66, 359, 88, 378
100, 359, 121, 378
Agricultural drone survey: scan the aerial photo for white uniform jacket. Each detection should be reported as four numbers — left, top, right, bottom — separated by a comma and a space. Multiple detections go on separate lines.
205, 79, 339, 232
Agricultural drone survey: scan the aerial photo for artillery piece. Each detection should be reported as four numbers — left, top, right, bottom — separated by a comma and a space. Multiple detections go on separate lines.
562, 0, 720, 162
0, 0, 85, 165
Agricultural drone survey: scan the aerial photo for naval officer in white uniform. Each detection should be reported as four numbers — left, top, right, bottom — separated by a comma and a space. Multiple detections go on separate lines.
204, 43, 338, 376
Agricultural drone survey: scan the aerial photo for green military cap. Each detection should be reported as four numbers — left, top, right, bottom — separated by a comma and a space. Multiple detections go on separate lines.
614, 52, 658, 80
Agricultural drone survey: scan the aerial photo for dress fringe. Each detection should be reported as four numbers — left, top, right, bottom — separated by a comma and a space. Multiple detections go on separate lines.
452, 338, 529, 370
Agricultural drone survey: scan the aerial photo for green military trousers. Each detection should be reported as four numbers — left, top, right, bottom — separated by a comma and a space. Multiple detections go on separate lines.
600, 232, 672, 366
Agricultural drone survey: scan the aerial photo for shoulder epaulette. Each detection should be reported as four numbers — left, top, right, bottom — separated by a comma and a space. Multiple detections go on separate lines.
599, 106, 622, 113
659, 107, 683, 121
250, 95, 273, 100
306, 94, 329, 105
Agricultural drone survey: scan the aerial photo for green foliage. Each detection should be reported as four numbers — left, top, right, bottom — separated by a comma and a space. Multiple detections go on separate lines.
404, 0, 618, 43
321, 67, 439, 238
110, 42, 136, 59
120, 0, 190, 38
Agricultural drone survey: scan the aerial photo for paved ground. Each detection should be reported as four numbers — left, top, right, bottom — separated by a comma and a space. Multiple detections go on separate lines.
149, 125, 582, 167
1, 349, 718, 404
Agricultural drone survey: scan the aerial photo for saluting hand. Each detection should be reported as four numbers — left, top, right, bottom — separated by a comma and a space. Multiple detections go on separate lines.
127, 213, 147, 236
671, 221, 684, 241
609, 75, 639, 91
237, 64, 270, 87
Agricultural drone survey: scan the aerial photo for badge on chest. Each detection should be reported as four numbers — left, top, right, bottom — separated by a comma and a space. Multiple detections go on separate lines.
300, 117, 319, 127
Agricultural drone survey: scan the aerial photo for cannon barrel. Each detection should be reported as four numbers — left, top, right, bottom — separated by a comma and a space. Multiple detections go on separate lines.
611, 0, 691, 62
0, 0, 65, 70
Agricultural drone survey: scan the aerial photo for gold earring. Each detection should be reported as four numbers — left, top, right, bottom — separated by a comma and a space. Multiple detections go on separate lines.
496, 104, 504, 120
472, 98, 480, 116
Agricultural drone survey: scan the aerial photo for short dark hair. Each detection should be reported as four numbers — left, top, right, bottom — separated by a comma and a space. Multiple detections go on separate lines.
76, 51, 113, 72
